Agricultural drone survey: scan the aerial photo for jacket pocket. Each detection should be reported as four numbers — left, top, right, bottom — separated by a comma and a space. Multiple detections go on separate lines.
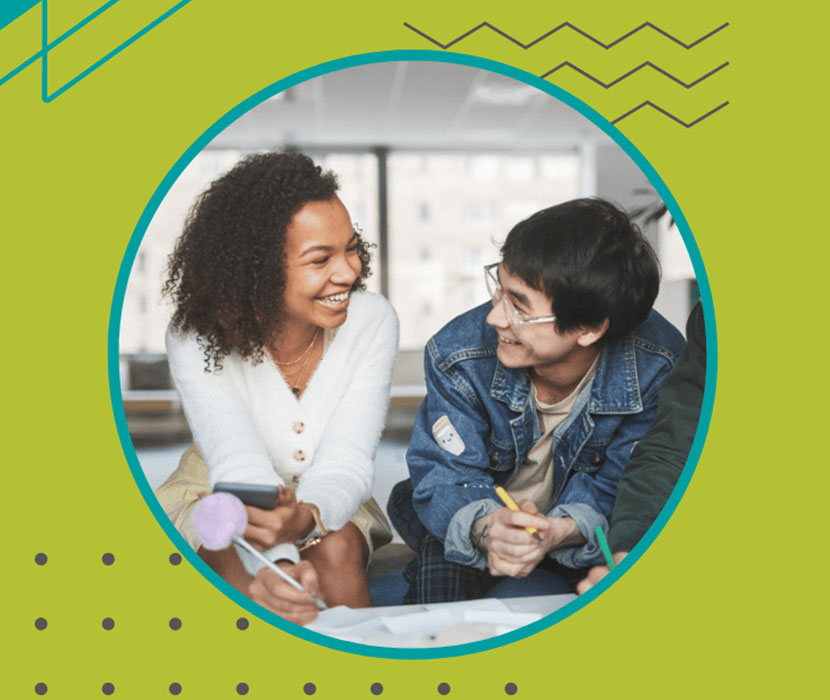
571, 442, 607, 474
487, 437, 514, 472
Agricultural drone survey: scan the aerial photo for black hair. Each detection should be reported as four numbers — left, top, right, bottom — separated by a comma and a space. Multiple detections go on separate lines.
163, 149, 372, 370
501, 197, 660, 343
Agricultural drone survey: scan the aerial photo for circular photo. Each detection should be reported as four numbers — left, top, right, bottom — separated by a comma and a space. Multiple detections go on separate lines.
112, 58, 712, 654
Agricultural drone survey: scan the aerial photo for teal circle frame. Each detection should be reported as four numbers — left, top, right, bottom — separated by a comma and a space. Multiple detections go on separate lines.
108, 49, 717, 660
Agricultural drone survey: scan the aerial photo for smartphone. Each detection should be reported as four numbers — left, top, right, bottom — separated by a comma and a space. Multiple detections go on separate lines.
214, 481, 280, 510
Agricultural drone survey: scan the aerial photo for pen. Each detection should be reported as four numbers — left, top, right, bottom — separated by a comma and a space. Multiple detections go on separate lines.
233, 536, 327, 610
594, 525, 615, 570
494, 486, 543, 543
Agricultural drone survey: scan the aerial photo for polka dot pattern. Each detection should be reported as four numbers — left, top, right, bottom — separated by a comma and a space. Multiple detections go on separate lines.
28, 548, 538, 694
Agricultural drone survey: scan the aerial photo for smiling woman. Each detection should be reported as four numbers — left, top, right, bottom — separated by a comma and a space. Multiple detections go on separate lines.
281, 198, 364, 348
154, 150, 400, 624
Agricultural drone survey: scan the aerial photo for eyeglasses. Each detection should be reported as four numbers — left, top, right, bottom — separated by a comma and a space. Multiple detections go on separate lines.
484, 263, 557, 333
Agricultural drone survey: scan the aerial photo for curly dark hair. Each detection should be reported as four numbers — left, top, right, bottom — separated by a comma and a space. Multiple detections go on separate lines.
163, 150, 373, 371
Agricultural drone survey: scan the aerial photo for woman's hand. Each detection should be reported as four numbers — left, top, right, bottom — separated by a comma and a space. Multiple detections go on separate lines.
244, 487, 314, 549
246, 561, 322, 625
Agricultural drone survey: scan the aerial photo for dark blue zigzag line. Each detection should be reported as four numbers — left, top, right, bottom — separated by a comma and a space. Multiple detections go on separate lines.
612, 101, 729, 127
541, 61, 729, 88
404, 20, 729, 50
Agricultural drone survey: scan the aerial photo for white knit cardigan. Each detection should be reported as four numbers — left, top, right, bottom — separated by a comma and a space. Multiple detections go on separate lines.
166, 291, 399, 534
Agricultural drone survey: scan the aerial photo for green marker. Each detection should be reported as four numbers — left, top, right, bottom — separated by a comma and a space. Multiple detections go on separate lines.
595, 526, 615, 570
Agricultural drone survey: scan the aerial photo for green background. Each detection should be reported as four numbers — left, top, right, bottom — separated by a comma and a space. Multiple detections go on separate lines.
5, 0, 822, 697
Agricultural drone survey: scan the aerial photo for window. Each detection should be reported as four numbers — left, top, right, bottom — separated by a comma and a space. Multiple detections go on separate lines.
388, 150, 580, 349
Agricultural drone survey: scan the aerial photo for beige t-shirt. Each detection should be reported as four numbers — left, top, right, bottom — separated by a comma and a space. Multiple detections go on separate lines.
505, 358, 598, 514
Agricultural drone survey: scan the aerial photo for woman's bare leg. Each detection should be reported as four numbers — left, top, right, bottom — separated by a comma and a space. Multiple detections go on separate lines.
302, 523, 371, 608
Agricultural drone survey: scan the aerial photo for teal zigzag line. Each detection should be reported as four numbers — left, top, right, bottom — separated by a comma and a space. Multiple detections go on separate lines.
0, 0, 192, 101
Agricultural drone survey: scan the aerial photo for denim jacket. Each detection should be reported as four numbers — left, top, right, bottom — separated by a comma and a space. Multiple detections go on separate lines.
405, 302, 686, 570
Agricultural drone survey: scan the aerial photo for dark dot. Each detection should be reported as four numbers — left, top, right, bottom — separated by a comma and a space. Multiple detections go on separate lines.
303, 682, 316, 695
102, 553, 115, 566
438, 682, 451, 695
35, 617, 48, 630
505, 683, 518, 695
102, 617, 115, 630
236, 617, 249, 630
236, 683, 249, 695
102, 683, 115, 695
35, 553, 48, 566
371, 683, 384, 695
169, 617, 182, 630
169, 553, 182, 566
169, 683, 182, 695
35, 683, 47, 695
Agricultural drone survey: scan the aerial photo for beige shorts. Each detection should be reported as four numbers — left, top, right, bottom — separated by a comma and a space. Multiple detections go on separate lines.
154, 445, 392, 561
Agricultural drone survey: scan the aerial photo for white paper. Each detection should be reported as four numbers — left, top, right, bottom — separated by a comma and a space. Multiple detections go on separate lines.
381, 609, 456, 636
463, 610, 542, 627
307, 605, 381, 634
424, 597, 509, 613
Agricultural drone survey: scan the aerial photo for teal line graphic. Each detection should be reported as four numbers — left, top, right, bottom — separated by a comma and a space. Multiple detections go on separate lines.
0, 1, 39, 32
0, 0, 192, 101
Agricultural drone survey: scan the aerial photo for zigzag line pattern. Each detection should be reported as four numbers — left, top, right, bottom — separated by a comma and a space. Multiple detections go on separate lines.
540, 61, 729, 88
403, 21, 729, 50
612, 101, 729, 126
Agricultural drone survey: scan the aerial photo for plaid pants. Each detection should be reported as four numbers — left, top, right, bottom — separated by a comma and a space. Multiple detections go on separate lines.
390, 479, 586, 604
402, 530, 587, 604
402, 530, 495, 604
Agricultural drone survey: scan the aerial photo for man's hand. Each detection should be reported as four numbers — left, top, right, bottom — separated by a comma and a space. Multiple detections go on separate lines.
482, 502, 548, 578
244, 487, 314, 550
575, 551, 628, 594
479, 500, 587, 579
246, 560, 322, 625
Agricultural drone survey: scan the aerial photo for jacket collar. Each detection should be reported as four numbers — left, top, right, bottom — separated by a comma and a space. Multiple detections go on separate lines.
489, 335, 643, 415
589, 336, 643, 414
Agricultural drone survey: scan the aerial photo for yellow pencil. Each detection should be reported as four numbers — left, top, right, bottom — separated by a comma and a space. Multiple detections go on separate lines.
494, 486, 543, 543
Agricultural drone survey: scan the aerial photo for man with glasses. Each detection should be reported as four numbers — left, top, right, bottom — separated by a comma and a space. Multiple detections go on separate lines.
388, 198, 687, 603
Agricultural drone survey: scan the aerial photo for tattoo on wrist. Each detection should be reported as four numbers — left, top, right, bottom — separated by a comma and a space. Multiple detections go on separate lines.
470, 522, 489, 552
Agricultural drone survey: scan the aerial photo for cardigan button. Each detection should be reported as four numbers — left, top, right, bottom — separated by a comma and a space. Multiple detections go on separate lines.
293, 421, 305, 434
293, 450, 306, 462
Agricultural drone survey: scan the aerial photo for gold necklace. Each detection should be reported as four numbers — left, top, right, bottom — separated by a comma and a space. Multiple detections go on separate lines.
270, 328, 320, 366
274, 332, 320, 396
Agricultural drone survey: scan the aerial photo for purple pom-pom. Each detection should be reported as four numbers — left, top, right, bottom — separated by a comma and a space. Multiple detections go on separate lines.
192, 493, 248, 550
